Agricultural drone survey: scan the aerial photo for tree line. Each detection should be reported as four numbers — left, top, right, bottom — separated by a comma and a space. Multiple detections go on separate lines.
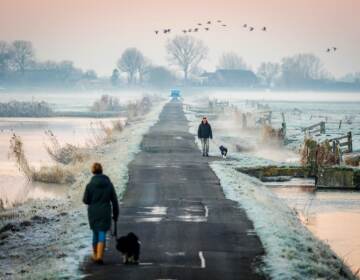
0, 40, 97, 88
113, 35, 360, 90
1, 37, 359, 90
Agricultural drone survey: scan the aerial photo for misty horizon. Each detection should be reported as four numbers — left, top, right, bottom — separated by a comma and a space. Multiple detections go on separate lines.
1, 0, 359, 78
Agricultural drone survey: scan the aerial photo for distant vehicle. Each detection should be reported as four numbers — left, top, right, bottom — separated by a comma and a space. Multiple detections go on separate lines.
170, 89, 181, 99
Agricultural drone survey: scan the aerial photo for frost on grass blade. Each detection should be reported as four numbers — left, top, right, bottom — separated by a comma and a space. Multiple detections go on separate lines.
211, 161, 356, 280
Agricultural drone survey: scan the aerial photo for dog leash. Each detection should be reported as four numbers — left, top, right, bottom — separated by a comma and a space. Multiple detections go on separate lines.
112, 219, 118, 238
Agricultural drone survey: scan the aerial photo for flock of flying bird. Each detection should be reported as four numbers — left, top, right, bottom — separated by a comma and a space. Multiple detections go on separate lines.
154, 20, 267, 35
154, 20, 337, 54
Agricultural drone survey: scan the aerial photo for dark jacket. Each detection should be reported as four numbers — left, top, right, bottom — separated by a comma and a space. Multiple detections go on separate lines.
83, 174, 119, 231
198, 122, 213, 139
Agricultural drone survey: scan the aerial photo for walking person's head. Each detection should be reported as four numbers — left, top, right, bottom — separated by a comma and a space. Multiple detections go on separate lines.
91, 162, 103, 175
202, 116, 208, 124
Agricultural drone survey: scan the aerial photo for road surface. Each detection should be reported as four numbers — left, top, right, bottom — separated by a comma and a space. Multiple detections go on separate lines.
82, 100, 265, 280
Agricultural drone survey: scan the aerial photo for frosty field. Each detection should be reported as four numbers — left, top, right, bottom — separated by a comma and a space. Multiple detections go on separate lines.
0, 91, 166, 279
184, 90, 360, 277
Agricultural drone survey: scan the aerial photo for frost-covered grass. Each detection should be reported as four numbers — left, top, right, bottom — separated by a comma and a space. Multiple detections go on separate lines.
184, 96, 358, 279
0, 98, 167, 279
211, 161, 356, 279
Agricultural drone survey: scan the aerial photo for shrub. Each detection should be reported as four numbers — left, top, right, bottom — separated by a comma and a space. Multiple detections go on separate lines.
32, 165, 75, 184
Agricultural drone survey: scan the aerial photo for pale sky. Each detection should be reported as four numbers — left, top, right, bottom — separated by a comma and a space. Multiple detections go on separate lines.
0, 0, 359, 77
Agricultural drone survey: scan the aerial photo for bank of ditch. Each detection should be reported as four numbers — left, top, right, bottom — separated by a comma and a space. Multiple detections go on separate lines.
0, 99, 166, 279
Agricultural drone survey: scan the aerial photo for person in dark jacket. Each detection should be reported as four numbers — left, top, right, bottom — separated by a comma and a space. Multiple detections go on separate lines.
197, 116, 213, 156
83, 162, 119, 264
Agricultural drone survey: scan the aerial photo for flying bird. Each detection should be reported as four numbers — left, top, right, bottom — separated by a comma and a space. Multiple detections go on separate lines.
207, 21, 211, 24
249, 27, 254, 31
205, 27, 210, 31
194, 28, 199, 32
262, 26, 267, 31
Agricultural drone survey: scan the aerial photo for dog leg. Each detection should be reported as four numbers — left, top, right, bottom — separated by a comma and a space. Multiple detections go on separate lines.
128, 256, 134, 263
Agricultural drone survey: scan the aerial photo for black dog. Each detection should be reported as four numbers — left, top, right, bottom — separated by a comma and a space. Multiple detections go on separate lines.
219, 145, 228, 158
116, 232, 141, 264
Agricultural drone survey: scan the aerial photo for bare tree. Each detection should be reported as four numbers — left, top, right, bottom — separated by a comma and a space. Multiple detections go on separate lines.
217, 52, 247, 70
117, 48, 144, 84
257, 62, 280, 87
0, 41, 14, 78
138, 57, 151, 84
281, 53, 327, 86
166, 35, 208, 81
11, 40, 35, 74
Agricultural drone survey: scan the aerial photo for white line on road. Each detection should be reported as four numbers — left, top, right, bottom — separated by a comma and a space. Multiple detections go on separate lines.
204, 206, 209, 218
198, 251, 206, 268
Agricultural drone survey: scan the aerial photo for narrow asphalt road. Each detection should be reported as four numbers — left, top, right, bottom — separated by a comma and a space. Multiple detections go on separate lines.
83, 100, 265, 280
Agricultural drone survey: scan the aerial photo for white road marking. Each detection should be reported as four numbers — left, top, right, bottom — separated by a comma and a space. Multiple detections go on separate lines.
165, 251, 186, 256
198, 251, 206, 268
204, 206, 209, 218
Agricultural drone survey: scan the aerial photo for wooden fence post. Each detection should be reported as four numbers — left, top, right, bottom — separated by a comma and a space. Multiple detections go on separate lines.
348, 131, 353, 152
320, 121, 326, 134
242, 113, 247, 129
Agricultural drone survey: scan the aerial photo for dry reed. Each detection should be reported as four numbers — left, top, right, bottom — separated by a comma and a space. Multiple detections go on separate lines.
9, 134, 75, 184
44, 130, 88, 164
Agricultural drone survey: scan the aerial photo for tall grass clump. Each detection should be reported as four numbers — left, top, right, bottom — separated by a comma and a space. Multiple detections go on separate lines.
344, 154, 360, 167
0, 100, 53, 117
91, 95, 121, 112
126, 96, 153, 120
300, 137, 339, 167
261, 124, 285, 144
9, 134, 75, 184
0, 198, 4, 211
89, 121, 114, 146
88, 118, 127, 147
44, 130, 88, 164
111, 119, 125, 132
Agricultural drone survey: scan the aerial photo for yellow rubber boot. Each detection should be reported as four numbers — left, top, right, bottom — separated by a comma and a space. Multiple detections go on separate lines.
95, 242, 105, 264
